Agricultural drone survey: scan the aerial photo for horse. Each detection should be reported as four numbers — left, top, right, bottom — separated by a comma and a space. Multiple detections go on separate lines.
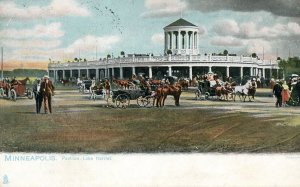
112, 79, 130, 89
232, 80, 252, 102
11, 77, 29, 85
61, 79, 70, 86
178, 78, 189, 90
156, 84, 182, 107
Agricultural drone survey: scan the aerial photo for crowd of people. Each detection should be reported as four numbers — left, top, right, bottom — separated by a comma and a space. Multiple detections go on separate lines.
272, 77, 300, 107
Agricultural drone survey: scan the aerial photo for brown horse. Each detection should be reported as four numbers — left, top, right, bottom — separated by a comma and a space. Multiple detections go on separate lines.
156, 84, 182, 107
178, 79, 189, 90
19, 77, 30, 85
112, 79, 130, 89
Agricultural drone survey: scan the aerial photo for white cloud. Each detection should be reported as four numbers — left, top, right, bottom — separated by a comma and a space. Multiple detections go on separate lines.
0, 0, 90, 20
141, 0, 187, 18
245, 39, 272, 55
0, 22, 64, 39
65, 35, 121, 55
211, 36, 244, 47
2, 39, 61, 49
3, 35, 121, 62
212, 19, 240, 36
151, 33, 164, 44
212, 20, 300, 39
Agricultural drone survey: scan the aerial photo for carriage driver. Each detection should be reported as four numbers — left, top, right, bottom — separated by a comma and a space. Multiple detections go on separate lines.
40, 75, 55, 114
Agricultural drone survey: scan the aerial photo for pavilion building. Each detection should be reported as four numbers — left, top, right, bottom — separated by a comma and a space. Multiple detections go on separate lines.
48, 18, 280, 81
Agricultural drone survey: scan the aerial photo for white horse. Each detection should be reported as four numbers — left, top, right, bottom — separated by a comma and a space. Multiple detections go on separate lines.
232, 80, 252, 102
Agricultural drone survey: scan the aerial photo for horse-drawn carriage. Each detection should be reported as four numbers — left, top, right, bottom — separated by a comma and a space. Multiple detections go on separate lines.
106, 89, 154, 108
195, 80, 217, 100
79, 80, 95, 94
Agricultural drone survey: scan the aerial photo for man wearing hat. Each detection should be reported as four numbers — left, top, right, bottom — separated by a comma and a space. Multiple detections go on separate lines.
40, 75, 55, 114
33, 78, 43, 113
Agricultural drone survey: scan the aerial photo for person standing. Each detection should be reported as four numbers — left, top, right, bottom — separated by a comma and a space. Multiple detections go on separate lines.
295, 78, 300, 106
281, 81, 290, 107
33, 78, 43, 113
40, 75, 55, 114
273, 81, 283, 107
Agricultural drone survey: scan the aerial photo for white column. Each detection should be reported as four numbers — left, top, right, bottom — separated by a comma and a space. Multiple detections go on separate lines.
250, 67, 253, 76
149, 66, 152, 78
70, 70, 73, 78
194, 33, 197, 49
169, 32, 172, 49
120, 67, 123, 79
209, 66, 212, 73
78, 69, 80, 78
96, 69, 99, 80
270, 68, 273, 79
86, 69, 89, 79
168, 66, 172, 76
107, 68, 110, 78
178, 30, 181, 51
191, 32, 194, 50
132, 67, 136, 75
112, 68, 115, 77
262, 68, 265, 78
240, 67, 243, 79
63, 70, 65, 79
189, 66, 193, 80
165, 32, 168, 52
226, 66, 230, 77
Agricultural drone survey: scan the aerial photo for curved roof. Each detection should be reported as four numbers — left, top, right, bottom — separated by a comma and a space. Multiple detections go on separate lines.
164, 18, 197, 28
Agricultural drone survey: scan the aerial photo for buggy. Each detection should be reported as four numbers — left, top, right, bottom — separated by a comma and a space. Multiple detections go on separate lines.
195, 80, 217, 100
79, 80, 95, 94
106, 88, 154, 108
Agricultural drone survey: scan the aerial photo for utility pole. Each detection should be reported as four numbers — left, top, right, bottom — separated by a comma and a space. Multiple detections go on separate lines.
1, 47, 3, 80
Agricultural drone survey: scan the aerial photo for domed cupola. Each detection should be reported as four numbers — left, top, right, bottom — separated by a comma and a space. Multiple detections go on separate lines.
164, 18, 200, 55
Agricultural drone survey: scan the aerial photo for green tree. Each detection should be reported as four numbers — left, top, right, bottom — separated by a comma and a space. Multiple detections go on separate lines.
167, 49, 172, 55
107, 54, 111, 58
223, 49, 228, 56
251, 53, 257, 58
120, 51, 125, 57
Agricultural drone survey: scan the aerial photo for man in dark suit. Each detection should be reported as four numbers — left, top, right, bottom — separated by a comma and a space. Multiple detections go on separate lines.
40, 75, 55, 114
273, 81, 283, 107
33, 78, 43, 113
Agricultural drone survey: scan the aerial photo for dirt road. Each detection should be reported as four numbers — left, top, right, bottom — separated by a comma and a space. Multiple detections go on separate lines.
1, 89, 300, 153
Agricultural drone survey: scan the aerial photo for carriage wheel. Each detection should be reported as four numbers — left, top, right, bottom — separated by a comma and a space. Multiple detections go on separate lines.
10, 89, 17, 101
27, 89, 34, 99
137, 96, 149, 107
115, 94, 130, 108
195, 89, 201, 100
0, 88, 3, 97
145, 95, 155, 107
205, 92, 210, 100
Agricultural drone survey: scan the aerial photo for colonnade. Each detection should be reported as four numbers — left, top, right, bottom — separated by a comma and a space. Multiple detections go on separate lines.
49, 65, 279, 81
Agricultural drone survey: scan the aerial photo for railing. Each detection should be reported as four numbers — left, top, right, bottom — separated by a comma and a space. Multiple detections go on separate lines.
48, 55, 278, 68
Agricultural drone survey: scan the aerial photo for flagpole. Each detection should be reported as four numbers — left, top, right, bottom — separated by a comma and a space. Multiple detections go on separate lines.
1, 47, 3, 80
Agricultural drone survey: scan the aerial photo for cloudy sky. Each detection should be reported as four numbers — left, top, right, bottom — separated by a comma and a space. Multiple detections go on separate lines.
0, 0, 299, 70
